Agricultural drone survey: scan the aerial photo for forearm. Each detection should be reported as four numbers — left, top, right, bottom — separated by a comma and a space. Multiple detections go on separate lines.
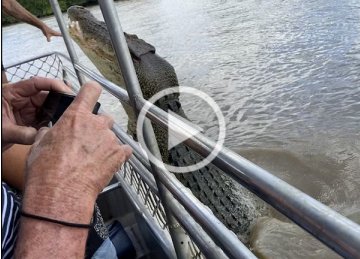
15, 179, 96, 258
2, 0, 45, 31
16, 218, 88, 258
2, 144, 30, 191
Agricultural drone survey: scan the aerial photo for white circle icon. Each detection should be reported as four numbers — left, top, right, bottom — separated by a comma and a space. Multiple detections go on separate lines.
136, 86, 226, 173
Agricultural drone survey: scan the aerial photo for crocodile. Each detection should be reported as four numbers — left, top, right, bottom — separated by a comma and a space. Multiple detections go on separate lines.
67, 5, 267, 242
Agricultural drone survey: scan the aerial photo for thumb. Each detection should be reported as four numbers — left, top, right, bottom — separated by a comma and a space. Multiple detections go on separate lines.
5, 125, 38, 145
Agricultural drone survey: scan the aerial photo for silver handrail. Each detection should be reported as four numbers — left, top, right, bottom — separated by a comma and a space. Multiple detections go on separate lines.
97, 1, 192, 258
49, 0, 85, 85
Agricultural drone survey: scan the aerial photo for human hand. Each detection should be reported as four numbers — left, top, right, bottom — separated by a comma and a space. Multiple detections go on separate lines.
22, 81, 132, 223
41, 24, 62, 42
1, 77, 71, 151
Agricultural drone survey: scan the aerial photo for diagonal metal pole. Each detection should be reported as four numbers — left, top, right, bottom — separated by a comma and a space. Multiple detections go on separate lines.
98, 1, 191, 258
49, 0, 85, 85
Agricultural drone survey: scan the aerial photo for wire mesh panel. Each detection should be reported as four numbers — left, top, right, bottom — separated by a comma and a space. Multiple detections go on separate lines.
5, 53, 64, 82
123, 162, 168, 229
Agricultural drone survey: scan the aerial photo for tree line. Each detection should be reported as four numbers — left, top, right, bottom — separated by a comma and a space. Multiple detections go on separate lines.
2, 0, 101, 25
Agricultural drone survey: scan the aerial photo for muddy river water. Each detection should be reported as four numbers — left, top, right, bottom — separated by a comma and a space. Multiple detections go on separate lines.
2, 0, 360, 257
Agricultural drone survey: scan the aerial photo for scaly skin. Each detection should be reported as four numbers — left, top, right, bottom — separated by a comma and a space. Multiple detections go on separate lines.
67, 6, 267, 242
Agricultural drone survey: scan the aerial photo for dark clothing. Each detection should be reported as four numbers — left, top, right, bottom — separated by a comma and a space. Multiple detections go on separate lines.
1, 182, 21, 259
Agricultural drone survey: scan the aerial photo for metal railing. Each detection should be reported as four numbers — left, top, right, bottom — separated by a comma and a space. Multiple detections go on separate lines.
5, 0, 360, 257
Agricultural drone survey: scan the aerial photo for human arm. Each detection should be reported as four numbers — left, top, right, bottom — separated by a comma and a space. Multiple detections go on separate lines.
14, 82, 132, 258
2, 0, 61, 42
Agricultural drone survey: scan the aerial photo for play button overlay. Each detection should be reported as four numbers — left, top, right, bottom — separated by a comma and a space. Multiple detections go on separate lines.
167, 110, 204, 150
136, 86, 226, 173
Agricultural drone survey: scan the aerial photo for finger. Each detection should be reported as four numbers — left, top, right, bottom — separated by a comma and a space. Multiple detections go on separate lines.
121, 145, 133, 161
34, 127, 50, 143
29, 91, 49, 108
109, 145, 132, 173
116, 145, 133, 163
97, 114, 114, 128
53, 31, 62, 37
5, 125, 37, 145
71, 81, 102, 112
13, 77, 72, 97
33, 77, 72, 93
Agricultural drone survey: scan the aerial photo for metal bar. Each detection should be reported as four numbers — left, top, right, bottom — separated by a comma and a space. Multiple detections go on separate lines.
97, 1, 191, 258
57, 52, 360, 257
48, 0, 85, 85
166, 201, 228, 259
166, 200, 228, 259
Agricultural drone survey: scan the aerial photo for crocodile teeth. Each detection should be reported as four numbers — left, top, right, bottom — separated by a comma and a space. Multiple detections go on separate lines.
69, 20, 79, 29
68, 20, 83, 39
75, 21, 80, 31
69, 20, 74, 28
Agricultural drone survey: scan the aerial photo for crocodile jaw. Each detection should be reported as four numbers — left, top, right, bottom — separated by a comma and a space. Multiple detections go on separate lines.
68, 20, 84, 44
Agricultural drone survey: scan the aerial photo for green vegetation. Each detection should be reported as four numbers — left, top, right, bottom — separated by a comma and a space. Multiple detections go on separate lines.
2, 0, 98, 25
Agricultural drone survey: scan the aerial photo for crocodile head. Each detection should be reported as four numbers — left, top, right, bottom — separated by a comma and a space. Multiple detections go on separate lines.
67, 5, 164, 91
68, 6, 114, 62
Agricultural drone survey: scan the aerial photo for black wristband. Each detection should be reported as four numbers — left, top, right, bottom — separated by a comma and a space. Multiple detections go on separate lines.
20, 211, 94, 229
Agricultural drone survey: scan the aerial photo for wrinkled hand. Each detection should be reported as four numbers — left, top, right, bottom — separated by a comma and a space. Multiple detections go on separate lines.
1, 77, 71, 151
41, 24, 62, 42
23, 82, 132, 223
